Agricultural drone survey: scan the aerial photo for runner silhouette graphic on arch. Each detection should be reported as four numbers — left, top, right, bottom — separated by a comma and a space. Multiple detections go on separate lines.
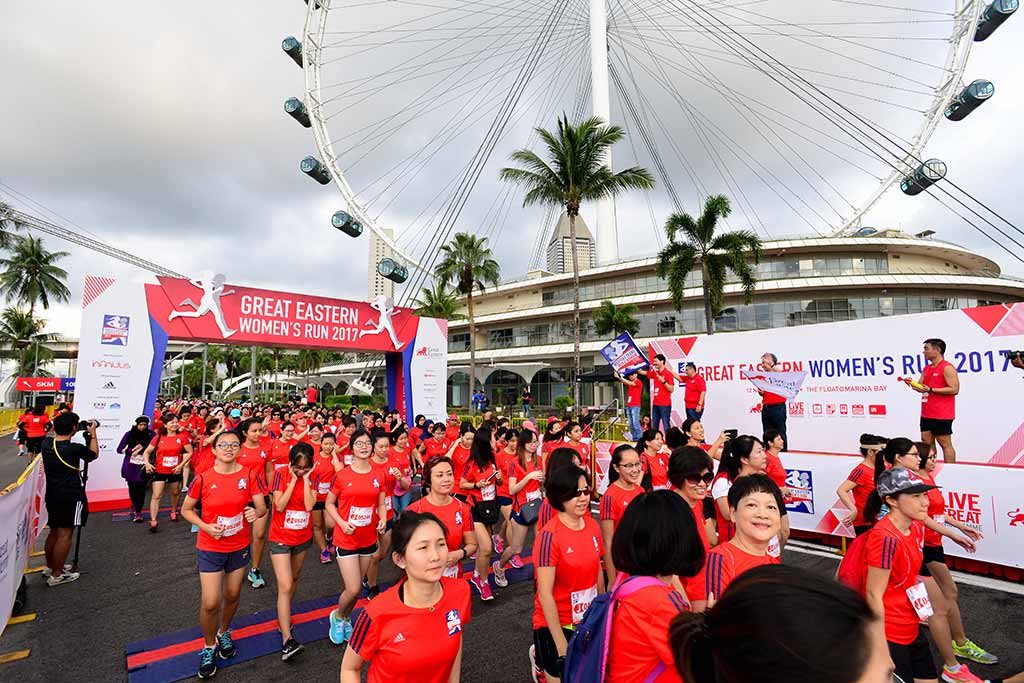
360, 295, 399, 349
168, 271, 237, 338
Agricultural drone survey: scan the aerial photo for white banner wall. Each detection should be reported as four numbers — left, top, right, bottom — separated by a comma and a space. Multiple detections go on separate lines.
408, 317, 449, 424
780, 453, 1024, 569
650, 304, 1024, 465
0, 459, 47, 635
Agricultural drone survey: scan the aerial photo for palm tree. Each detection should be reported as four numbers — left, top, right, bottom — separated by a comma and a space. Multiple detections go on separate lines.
592, 300, 640, 337
413, 279, 465, 321
0, 235, 71, 316
656, 195, 762, 335
435, 233, 500, 404
500, 114, 654, 406
0, 307, 57, 376
296, 349, 326, 387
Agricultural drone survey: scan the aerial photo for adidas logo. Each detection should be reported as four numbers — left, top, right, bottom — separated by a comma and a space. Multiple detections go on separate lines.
102, 381, 116, 390
565, 547, 574, 554
393, 633, 406, 643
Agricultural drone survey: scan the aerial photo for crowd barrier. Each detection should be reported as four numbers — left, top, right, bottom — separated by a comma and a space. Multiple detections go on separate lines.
0, 457, 47, 636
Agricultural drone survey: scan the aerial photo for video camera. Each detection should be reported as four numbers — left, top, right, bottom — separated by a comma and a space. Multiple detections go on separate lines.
77, 419, 100, 432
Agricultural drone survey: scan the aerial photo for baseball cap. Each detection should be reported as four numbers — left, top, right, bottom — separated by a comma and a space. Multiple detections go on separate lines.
448, 414, 459, 421
547, 416, 559, 424
876, 467, 937, 497
230, 408, 242, 418
521, 419, 538, 434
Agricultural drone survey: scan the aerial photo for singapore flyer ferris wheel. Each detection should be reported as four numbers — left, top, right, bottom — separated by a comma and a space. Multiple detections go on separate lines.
281, 0, 1018, 289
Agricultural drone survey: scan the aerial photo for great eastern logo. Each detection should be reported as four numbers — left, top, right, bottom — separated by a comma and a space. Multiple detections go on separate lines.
1008, 508, 1024, 526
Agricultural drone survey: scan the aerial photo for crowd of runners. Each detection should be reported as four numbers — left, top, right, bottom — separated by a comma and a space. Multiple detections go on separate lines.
39, 394, 1004, 682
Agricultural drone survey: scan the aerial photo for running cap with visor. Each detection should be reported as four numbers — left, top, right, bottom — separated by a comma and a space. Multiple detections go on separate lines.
876, 467, 938, 497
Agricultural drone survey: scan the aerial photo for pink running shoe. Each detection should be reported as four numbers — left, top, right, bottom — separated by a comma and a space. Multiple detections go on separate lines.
471, 573, 494, 601
508, 554, 524, 569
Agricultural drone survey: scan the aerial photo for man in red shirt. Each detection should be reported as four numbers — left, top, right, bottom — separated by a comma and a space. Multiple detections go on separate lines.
614, 371, 644, 440
679, 362, 707, 421
905, 338, 959, 463
757, 352, 788, 451
639, 354, 675, 435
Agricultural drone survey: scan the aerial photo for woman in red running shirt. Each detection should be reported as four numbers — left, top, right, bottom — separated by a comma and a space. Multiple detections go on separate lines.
638, 429, 670, 491
366, 432, 404, 598
536, 448, 583, 529
312, 432, 343, 564
416, 421, 449, 470
607, 490, 704, 683
143, 411, 193, 531
459, 426, 504, 600
495, 428, 545, 575
20, 405, 52, 458
269, 442, 316, 661
446, 425, 475, 497
668, 446, 716, 610
711, 435, 766, 545
600, 444, 644, 584
181, 430, 267, 680
532, 465, 604, 682
389, 429, 415, 514
836, 433, 885, 536
680, 418, 729, 461
326, 429, 387, 647
492, 428, 519, 557
704, 474, 783, 601
235, 418, 272, 589
409, 455, 477, 578
560, 422, 590, 470
540, 418, 566, 462
342, 511, 472, 683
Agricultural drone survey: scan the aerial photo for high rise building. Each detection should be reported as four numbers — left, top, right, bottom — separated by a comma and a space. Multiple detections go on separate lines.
368, 228, 395, 301
546, 213, 596, 274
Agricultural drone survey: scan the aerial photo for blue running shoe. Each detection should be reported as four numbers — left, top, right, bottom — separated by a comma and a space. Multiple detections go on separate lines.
216, 630, 236, 659
328, 610, 350, 645
198, 646, 217, 679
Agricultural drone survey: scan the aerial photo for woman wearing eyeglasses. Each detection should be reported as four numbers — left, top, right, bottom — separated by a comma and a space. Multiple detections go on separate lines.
600, 444, 644, 585
181, 430, 267, 680
532, 464, 604, 683
669, 446, 717, 610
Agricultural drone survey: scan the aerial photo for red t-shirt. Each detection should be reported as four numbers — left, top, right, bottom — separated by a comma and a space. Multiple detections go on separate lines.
449, 443, 472, 476
608, 583, 688, 683
764, 451, 787, 489
865, 517, 925, 645
236, 444, 267, 479
330, 466, 383, 550
643, 451, 670, 490
461, 461, 499, 504
495, 449, 516, 498
445, 425, 460, 443
311, 451, 337, 502
409, 496, 473, 577
22, 414, 52, 438
388, 446, 414, 496
188, 467, 264, 552
650, 368, 675, 407
921, 359, 955, 420
532, 515, 604, 629
267, 419, 283, 437
269, 439, 294, 474
626, 380, 643, 408
422, 437, 450, 462
680, 501, 711, 603
538, 499, 555, 528
269, 469, 315, 546
150, 433, 191, 475
508, 457, 544, 511
921, 474, 945, 547
562, 440, 590, 469
846, 463, 876, 527
370, 458, 398, 520
704, 541, 778, 599
599, 482, 643, 529
711, 473, 735, 543
191, 438, 216, 475
682, 374, 707, 410
350, 578, 471, 683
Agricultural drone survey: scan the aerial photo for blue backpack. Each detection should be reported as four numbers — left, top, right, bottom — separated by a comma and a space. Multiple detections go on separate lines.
563, 575, 668, 683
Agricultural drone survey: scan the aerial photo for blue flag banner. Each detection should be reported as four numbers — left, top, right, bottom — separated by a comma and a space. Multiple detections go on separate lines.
600, 332, 650, 375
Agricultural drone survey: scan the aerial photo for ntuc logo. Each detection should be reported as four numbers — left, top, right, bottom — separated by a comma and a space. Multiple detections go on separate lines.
91, 360, 131, 369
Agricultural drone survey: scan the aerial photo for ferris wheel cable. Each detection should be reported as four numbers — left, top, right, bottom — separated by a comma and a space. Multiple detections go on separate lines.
611, 75, 667, 247
826, 0, 955, 15
678, 0, 1024, 248
0, 180, 114, 248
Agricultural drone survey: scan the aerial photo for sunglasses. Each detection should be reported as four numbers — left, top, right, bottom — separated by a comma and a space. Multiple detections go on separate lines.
575, 487, 592, 497
685, 473, 715, 485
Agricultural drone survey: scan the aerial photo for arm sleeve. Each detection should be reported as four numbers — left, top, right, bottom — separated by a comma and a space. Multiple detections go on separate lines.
460, 502, 474, 534
865, 531, 894, 570
599, 492, 614, 521
536, 529, 560, 568
847, 467, 864, 484
116, 432, 130, 454
704, 550, 730, 599
271, 470, 283, 492
349, 608, 377, 659
187, 474, 203, 500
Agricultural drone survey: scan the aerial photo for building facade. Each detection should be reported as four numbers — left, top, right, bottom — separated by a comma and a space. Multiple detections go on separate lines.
546, 213, 596, 274
446, 230, 1024, 409
368, 227, 395, 301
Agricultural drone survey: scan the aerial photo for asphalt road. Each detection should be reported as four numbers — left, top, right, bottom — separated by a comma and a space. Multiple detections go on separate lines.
2, 468, 1022, 682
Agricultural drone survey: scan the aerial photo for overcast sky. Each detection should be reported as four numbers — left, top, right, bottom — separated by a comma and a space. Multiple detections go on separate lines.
3, 1, 1022, 343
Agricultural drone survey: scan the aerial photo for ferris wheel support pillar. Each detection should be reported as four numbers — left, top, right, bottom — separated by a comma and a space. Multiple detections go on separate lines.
590, 0, 617, 265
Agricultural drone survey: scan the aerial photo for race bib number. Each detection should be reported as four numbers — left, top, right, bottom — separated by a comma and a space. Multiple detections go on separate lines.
767, 535, 781, 559
652, 484, 670, 491
932, 514, 945, 526
161, 456, 179, 468
349, 506, 373, 528
317, 480, 332, 495
385, 495, 393, 512
906, 581, 933, 620
570, 585, 598, 625
284, 509, 310, 531
525, 489, 543, 502
481, 483, 496, 501
443, 564, 460, 578
130, 452, 146, 466
217, 513, 244, 537
274, 461, 288, 470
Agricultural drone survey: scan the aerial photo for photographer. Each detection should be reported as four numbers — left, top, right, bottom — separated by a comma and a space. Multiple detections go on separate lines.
40, 412, 98, 587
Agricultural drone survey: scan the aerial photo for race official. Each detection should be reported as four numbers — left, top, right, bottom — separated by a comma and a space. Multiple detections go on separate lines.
757, 352, 788, 451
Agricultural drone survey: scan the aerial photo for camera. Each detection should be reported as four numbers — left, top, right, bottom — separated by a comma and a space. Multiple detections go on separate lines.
77, 419, 100, 431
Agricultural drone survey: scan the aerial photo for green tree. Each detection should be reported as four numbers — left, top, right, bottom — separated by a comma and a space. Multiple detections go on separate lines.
592, 300, 640, 337
413, 279, 465, 321
656, 195, 762, 335
500, 115, 654, 405
0, 235, 71, 316
435, 233, 500, 403
0, 307, 57, 377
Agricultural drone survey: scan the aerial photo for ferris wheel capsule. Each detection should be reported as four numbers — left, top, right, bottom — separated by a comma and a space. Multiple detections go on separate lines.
975, 0, 1018, 41
300, 156, 332, 185
332, 211, 364, 238
377, 258, 409, 284
944, 80, 995, 121
282, 36, 303, 67
284, 98, 311, 128
900, 159, 947, 196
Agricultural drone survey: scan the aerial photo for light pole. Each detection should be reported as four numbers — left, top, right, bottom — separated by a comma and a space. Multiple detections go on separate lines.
201, 344, 208, 400
590, 0, 617, 264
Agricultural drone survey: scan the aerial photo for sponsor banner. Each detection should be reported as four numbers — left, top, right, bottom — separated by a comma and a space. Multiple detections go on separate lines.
780, 452, 1024, 569
15, 377, 76, 392
0, 459, 47, 636
649, 304, 1024, 465
599, 332, 650, 375
739, 369, 807, 400
407, 317, 448, 424
145, 275, 418, 352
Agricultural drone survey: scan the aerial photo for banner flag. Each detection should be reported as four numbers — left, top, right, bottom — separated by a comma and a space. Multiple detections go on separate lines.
600, 332, 650, 375
739, 369, 807, 400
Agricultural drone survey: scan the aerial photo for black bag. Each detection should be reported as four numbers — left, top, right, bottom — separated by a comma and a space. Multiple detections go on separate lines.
517, 497, 543, 526
473, 499, 500, 526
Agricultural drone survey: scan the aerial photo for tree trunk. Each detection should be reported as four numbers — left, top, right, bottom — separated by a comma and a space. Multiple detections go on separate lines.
569, 213, 582, 409
468, 289, 477, 413
702, 261, 715, 335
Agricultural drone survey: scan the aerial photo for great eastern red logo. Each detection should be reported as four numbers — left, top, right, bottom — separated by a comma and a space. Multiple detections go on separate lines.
1008, 508, 1024, 526
416, 346, 428, 357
